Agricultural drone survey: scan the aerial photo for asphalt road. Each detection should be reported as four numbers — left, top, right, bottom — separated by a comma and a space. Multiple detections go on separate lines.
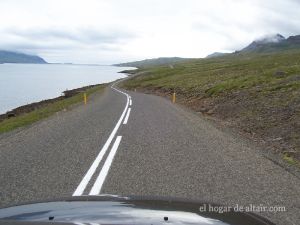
0, 82, 299, 225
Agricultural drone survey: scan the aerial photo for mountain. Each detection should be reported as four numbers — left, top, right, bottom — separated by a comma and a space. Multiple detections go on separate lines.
119, 33, 300, 69
206, 52, 229, 58
239, 34, 300, 53
115, 57, 194, 68
0, 50, 47, 64
286, 35, 300, 44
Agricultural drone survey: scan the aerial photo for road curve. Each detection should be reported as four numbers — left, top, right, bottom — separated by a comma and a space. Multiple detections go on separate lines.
0, 82, 299, 225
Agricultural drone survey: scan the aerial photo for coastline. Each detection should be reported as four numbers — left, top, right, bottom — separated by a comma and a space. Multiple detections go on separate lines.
0, 83, 107, 133
0, 63, 129, 117
0, 84, 103, 121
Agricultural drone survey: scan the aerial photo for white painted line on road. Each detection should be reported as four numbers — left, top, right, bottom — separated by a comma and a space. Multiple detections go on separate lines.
73, 85, 129, 196
123, 108, 131, 124
111, 82, 130, 98
89, 136, 122, 195
129, 99, 132, 106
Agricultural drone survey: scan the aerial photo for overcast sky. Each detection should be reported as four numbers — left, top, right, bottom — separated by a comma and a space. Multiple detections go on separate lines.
0, 0, 299, 64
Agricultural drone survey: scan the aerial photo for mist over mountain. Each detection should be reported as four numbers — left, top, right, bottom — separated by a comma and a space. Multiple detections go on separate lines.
0, 50, 47, 64
205, 34, 300, 58
239, 34, 300, 53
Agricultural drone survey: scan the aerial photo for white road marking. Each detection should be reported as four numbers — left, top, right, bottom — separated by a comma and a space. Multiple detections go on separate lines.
123, 108, 131, 124
129, 99, 132, 106
89, 136, 122, 195
73, 84, 129, 196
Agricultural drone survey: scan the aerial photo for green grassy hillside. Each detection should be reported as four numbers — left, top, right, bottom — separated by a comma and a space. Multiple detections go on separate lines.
115, 57, 194, 68
123, 50, 300, 164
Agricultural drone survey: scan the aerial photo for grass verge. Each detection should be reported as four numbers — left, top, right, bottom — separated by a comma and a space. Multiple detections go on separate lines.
0, 84, 106, 133
283, 153, 300, 166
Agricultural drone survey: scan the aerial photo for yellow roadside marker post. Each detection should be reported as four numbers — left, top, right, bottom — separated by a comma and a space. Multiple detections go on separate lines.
172, 92, 176, 103
84, 93, 87, 105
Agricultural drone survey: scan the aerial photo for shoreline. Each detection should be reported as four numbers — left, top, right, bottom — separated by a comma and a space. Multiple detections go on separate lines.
0, 84, 105, 121
0, 83, 107, 133
0, 64, 130, 118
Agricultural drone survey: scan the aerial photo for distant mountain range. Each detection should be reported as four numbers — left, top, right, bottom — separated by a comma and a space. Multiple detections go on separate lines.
2, 33, 300, 66
116, 34, 300, 68
0, 50, 47, 64
115, 57, 194, 68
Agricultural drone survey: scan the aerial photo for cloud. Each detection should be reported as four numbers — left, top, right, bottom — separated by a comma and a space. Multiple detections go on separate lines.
5, 27, 135, 44
0, 26, 137, 63
0, 0, 299, 63
189, 0, 300, 53
0, 27, 136, 51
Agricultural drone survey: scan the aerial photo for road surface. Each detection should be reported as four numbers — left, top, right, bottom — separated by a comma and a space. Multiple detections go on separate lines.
0, 82, 299, 225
